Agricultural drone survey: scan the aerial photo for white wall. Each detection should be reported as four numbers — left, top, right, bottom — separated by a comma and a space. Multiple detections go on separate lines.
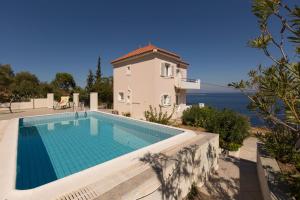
113, 53, 189, 119
0, 93, 54, 111
113, 54, 156, 119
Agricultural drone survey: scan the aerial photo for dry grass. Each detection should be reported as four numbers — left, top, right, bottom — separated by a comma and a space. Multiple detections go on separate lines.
250, 126, 269, 136
173, 124, 206, 134
278, 161, 299, 175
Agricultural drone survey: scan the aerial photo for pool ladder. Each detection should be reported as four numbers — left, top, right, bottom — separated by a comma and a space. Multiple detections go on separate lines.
74, 110, 87, 119
75, 111, 79, 119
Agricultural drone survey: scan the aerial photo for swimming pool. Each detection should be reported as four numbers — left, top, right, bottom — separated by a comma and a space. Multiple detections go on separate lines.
16, 111, 183, 189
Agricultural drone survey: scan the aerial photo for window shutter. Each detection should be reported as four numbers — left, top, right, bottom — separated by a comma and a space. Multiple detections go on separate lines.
171, 65, 175, 77
167, 95, 171, 105
161, 95, 164, 105
161, 63, 165, 76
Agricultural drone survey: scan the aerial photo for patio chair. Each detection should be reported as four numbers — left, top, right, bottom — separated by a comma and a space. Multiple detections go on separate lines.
54, 96, 70, 109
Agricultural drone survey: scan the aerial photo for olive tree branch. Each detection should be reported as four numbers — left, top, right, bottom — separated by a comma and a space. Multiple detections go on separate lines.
274, 12, 298, 35
279, 2, 292, 13
263, 48, 281, 65
264, 26, 288, 61
235, 86, 298, 132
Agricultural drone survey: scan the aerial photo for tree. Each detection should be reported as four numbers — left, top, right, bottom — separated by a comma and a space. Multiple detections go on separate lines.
0, 66, 42, 112
229, 2, 300, 196
229, 0, 300, 163
13, 72, 40, 99
86, 70, 95, 92
98, 76, 113, 106
83, 57, 113, 106
95, 56, 102, 83
52, 72, 76, 92
38, 82, 54, 97
0, 64, 15, 112
93, 56, 102, 95
13, 71, 41, 108
0, 64, 14, 99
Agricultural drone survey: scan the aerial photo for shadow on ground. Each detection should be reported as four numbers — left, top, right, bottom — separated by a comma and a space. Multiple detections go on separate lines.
0, 110, 25, 115
198, 156, 240, 200
239, 158, 262, 200
198, 155, 263, 200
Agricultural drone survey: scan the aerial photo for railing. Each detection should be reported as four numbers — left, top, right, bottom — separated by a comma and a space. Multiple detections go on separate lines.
181, 78, 199, 83
176, 78, 201, 89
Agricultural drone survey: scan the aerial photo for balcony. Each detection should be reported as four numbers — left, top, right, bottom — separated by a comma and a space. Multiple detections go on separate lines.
176, 78, 201, 90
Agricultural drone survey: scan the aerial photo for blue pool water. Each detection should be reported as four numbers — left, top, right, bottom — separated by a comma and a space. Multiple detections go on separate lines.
16, 112, 182, 189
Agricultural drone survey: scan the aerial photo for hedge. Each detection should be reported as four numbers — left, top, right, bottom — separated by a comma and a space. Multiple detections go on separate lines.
182, 106, 250, 151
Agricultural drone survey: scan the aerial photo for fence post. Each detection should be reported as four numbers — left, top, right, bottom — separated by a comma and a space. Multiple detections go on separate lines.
73, 93, 79, 109
90, 92, 98, 111
47, 93, 54, 108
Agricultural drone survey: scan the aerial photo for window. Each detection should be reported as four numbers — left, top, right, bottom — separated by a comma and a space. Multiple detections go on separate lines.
161, 63, 174, 77
176, 94, 179, 105
126, 65, 131, 75
127, 95, 131, 104
161, 94, 171, 106
126, 88, 131, 104
118, 92, 125, 102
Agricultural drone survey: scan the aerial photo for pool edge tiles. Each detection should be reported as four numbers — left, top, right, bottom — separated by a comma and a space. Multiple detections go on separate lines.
0, 111, 196, 200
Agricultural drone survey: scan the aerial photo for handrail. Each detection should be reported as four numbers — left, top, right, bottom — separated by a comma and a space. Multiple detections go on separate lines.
181, 78, 198, 83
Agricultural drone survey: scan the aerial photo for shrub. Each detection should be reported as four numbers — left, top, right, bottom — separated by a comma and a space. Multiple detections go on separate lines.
122, 112, 131, 117
182, 106, 216, 128
182, 106, 250, 151
258, 126, 300, 165
144, 105, 175, 125
213, 109, 250, 149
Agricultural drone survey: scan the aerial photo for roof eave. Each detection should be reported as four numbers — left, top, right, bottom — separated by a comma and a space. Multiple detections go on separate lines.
111, 50, 188, 66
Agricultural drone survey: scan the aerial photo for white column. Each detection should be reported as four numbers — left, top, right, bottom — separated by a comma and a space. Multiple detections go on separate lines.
73, 93, 79, 108
47, 93, 54, 108
90, 92, 98, 111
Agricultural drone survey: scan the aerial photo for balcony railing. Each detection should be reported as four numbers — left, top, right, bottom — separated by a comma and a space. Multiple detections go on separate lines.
181, 78, 198, 83
176, 78, 200, 89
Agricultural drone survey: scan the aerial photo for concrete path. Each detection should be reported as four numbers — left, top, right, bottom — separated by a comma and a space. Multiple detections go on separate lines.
0, 120, 9, 142
199, 137, 263, 200
239, 137, 262, 200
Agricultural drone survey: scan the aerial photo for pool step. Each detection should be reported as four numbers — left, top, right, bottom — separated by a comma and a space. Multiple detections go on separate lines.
56, 186, 99, 200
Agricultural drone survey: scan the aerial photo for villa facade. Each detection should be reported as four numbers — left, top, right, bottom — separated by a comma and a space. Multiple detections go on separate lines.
111, 44, 200, 119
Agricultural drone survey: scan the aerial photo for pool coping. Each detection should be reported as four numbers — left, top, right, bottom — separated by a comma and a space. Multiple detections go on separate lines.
0, 110, 197, 200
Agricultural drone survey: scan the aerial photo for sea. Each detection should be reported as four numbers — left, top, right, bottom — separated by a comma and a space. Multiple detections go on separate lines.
186, 93, 264, 126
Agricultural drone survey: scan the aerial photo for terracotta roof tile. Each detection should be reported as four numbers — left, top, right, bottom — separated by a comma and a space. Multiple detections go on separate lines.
111, 44, 182, 64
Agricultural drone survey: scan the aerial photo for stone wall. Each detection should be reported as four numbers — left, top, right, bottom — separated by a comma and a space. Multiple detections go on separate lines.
257, 143, 292, 200
99, 133, 219, 200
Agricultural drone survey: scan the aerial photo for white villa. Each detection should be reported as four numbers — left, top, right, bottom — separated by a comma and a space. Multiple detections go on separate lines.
111, 44, 200, 119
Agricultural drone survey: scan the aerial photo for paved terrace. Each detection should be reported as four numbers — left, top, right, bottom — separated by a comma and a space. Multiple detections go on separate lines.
199, 137, 263, 200
0, 107, 113, 121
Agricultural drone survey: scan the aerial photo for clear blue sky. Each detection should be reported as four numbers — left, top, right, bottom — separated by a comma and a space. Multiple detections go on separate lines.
0, 0, 292, 92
